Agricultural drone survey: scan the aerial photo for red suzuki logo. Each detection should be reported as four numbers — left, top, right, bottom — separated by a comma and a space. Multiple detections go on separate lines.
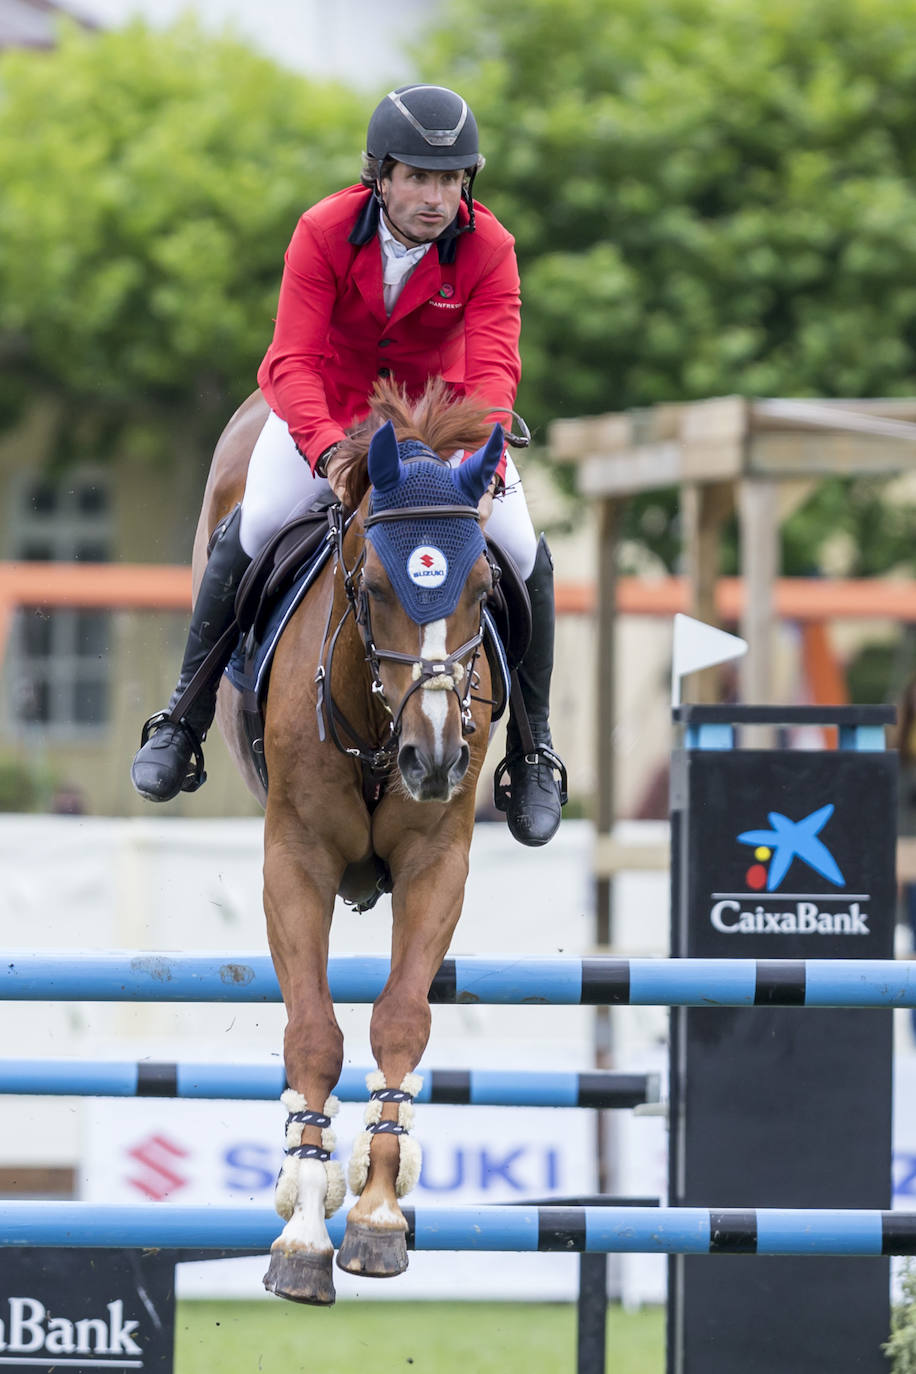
125, 1133, 190, 1200
420, 554, 434, 568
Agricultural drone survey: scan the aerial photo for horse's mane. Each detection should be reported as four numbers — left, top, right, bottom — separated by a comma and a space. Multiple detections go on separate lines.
334, 378, 496, 509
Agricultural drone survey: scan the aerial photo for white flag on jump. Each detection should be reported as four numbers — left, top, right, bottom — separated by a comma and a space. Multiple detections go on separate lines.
671, 613, 748, 707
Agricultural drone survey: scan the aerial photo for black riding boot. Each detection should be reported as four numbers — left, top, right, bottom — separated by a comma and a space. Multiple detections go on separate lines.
131, 506, 251, 803
495, 535, 567, 847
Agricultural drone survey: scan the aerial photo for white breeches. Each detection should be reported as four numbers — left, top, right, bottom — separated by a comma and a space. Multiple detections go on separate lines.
239, 409, 539, 579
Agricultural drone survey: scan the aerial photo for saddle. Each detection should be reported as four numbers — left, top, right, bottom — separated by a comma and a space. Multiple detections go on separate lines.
224, 507, 531, 795
234, 503, 338, 643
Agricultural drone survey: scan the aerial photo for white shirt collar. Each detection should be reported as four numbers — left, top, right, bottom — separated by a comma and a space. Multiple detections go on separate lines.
377, 215, 431, 315
378, 213, 430, 263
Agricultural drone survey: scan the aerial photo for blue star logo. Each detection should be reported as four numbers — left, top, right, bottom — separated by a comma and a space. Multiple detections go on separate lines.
737, 803, 845, 891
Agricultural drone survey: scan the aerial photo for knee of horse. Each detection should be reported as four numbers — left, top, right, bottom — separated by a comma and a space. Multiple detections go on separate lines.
283, 1008, 344, 1088
369, 985, 431, 1065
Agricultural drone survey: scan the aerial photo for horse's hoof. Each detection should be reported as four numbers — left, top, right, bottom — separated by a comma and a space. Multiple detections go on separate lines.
336, 1221, 409, 1277
263, 1248, 336, 1305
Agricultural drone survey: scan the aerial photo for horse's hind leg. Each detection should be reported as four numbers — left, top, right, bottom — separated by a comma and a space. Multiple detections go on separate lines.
261, 825, 347, 1305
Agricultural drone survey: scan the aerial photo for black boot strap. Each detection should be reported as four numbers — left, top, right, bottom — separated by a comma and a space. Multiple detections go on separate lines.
167, 620, 241, 728
286, 1110, 332, 1130
508, 670, 535, 757
493, 744, 569, 810
284, 1144, 331, 1162
370, 1088, 415, 1104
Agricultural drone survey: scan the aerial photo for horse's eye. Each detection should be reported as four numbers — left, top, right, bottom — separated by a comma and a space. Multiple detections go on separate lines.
364, 579, 388, 602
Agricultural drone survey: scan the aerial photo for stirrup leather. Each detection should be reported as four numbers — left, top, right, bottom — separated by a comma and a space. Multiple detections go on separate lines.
138, 710, 207, 793
493, 743, 568, 813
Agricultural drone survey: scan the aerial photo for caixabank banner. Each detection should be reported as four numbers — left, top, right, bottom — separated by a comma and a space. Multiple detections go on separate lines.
678, 747, 895, 959
669, 740, 896, 1374
0, 1250, 175, 1373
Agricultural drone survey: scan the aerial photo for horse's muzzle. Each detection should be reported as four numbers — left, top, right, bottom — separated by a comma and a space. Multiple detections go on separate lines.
397, 741, 470, 802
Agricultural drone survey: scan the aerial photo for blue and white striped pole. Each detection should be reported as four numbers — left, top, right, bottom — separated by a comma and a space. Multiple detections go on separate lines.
0, 1059, 658, 1109
3, 952, 916, 1007
2, 1203, 915, 1256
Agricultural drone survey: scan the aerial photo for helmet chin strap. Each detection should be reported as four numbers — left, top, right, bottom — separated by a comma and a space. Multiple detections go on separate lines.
375, 183, 436, 248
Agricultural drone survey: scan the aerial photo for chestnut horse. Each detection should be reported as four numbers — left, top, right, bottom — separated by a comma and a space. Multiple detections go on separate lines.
193, 381, 503, 1304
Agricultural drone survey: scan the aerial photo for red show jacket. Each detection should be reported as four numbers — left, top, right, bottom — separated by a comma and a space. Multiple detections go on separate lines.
257, 184, 522, 474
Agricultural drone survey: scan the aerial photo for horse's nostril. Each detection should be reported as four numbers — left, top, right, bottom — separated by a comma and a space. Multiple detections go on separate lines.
399, 741, 470, 800
449, 743, 471, 782
398, 744, 425, 784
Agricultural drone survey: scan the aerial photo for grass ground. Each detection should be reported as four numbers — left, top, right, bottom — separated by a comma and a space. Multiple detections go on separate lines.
175, 1300, 665, 1373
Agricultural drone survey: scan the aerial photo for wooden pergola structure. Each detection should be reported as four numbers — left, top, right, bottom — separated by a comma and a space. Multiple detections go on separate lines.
548, 395, 916, 905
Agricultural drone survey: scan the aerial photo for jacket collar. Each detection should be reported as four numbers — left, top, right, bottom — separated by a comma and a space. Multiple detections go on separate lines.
348, 189, 467, 266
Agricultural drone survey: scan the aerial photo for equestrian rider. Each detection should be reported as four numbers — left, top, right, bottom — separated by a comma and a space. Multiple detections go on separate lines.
131, 83, 565, 847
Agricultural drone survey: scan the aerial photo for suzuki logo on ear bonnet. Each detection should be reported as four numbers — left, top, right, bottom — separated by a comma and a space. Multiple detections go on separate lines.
408, 546, 448, 586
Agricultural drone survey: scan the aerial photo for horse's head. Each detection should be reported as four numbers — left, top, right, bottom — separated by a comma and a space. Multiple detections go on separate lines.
358, 418, 503, 802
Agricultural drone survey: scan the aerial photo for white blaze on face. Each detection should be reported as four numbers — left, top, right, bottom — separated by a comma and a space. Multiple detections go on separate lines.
420, 620, 449, 755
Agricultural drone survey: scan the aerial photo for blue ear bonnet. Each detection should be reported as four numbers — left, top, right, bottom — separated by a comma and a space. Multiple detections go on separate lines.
366, 447, 486, 625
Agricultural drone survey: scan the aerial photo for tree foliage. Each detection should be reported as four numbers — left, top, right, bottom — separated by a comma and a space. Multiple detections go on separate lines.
0, 20, 364, 465
4, 6, 916, 577
426, 0, 916, 421
425, 0, 916, 574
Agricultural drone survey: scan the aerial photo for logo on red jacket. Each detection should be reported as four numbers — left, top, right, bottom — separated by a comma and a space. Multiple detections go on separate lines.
438, 284, 455, 298
407, 546, 448, 588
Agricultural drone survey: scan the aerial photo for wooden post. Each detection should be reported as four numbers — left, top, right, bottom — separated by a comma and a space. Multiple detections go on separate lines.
595, 494, 619, 941
738, 478, 779, 705
680, 481, 735, 703
594, 494, 619, 1196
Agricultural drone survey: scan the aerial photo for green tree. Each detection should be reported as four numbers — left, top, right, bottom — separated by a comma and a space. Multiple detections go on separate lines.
425, 0, 916, 573
0, 19, 364, 467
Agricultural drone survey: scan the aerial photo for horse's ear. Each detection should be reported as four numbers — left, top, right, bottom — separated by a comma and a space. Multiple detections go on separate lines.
452, 424, 505, 505
367, 420, 404, 492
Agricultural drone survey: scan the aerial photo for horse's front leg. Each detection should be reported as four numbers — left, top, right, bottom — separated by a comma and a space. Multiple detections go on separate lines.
260, 813, 350, 1306
337, 835, 470, 1278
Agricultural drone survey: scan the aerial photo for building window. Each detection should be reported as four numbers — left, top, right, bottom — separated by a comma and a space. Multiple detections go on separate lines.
7, 472, 112, 734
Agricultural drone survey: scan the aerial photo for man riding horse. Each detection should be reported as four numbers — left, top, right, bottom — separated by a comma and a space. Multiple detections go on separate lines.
131, 83, 565, 847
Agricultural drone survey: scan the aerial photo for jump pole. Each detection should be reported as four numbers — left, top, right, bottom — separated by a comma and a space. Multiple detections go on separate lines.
0, 1059, 659, 1109
3, 1203, 916, 1256
3, 952, 916, 1007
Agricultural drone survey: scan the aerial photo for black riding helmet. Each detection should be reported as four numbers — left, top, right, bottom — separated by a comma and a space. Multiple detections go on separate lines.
367, 85, 483, 238
367, 84, 481, 170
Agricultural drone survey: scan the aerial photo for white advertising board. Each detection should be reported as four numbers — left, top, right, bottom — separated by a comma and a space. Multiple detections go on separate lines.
80, 1096, 595, 1300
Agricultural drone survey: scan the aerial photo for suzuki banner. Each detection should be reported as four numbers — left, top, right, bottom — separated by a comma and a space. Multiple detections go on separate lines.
80, 1095, 594, 1301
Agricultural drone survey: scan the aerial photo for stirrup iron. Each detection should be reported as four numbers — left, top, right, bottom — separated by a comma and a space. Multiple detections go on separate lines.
137, 710, 207, 793
493, 743, 568, 813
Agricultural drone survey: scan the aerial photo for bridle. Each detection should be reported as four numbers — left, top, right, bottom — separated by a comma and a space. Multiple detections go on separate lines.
315, 499, 491, 777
